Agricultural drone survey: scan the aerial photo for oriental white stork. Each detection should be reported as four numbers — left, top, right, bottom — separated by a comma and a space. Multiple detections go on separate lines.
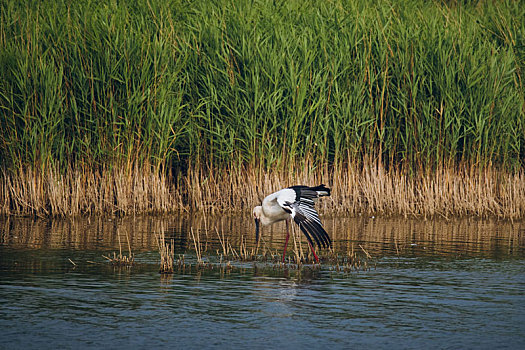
252, 184, 332, 263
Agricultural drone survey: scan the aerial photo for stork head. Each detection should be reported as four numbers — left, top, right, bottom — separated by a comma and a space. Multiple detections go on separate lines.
253, 206, 263, 244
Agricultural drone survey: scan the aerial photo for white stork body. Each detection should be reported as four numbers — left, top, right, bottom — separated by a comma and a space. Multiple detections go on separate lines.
253, 184, 332, 262
258, 189, 294, 225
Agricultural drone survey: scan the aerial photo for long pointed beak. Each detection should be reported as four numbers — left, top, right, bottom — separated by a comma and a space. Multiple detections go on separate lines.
255, 219, 260, 244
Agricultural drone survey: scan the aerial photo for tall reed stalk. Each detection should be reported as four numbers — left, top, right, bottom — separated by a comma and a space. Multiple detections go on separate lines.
155, 228, 175, 273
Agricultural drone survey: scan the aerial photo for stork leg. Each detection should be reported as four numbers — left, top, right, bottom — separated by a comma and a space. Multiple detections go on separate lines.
308, 242, 320, 263
282, 219, 291, 263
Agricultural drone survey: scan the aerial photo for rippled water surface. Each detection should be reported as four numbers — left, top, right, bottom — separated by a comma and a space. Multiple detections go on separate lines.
1, 216, 524, 349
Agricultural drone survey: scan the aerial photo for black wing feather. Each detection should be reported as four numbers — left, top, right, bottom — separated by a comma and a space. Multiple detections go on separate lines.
282, 184, 332, 250
295, 222, 316, 249
305, 219, 331, 248
292, 207, 332, 249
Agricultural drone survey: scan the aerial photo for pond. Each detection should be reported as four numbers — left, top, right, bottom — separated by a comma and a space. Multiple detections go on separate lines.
1, 215, 524, 349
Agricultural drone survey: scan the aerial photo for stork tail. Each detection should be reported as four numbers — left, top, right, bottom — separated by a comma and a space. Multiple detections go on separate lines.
310, 184, 331, 197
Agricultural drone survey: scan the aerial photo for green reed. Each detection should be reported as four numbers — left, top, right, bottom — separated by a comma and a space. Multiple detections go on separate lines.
0, 0, 523, 175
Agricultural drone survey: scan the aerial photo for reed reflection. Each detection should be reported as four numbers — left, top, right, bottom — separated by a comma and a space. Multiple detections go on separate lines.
0, 215, 523, 259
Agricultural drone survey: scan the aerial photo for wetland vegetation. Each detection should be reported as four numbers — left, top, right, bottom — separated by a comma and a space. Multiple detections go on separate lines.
0, 0, 524, 218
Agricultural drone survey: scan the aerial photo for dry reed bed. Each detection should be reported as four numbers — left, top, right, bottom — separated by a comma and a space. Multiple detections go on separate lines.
1, 164, 523, 219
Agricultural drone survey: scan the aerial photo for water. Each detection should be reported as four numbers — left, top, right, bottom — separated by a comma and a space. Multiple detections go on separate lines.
1, 216, 524, 349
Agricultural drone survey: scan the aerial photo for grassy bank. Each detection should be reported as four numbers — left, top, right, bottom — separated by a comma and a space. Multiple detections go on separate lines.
0, 0, 524, 217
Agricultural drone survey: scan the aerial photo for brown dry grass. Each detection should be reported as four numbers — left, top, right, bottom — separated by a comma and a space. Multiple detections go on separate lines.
155, 225, 175, 273
103, 226, 134, 266
1, 163, 524, 219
